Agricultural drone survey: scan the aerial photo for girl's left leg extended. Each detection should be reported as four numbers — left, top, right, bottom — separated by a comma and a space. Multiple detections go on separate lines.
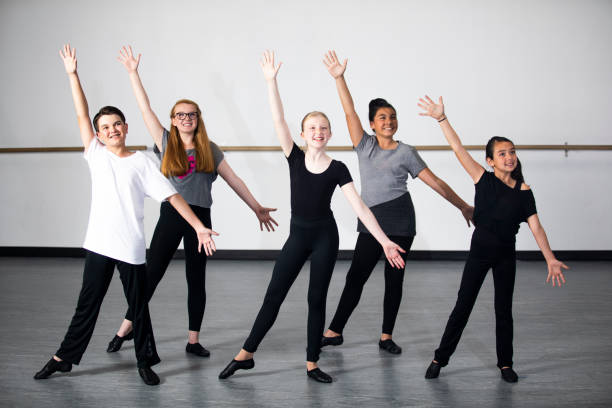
381, 235, 414, 336
492, 254, 516, 369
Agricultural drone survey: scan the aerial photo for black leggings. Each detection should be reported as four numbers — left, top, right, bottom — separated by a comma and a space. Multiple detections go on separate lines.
57, 251, 160, 368
243, 215, 339, 362
434, 231, 516, 368
328, 233, 414, 335
125, 201, 211, 332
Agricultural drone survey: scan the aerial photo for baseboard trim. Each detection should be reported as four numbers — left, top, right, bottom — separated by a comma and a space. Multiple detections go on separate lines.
1, 247, 610, 261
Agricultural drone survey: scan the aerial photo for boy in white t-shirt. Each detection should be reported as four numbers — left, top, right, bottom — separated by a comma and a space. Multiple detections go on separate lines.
34, 44, 218, 386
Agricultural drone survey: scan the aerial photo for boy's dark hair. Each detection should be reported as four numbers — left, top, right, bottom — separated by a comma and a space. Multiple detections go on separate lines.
368, 98, 396, 122
92, 106, 126, 132
485, 136, 524, 184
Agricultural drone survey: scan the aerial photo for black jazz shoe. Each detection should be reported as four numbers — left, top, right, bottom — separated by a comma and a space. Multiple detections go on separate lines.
34, 358, 72, 380
425, 361, 441, 379
307, 368, 333, 383
186, 342, 211, 357
106, 331, 134, 353
500, 367, 518, 383
218, 359, 255, 379
378, 339, 402, 354
320, 335, 343, 347
138, 366, 160, 386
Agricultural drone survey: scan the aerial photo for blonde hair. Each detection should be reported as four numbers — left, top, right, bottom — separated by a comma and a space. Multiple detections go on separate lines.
300, 111, 331, 132
161, 99, 215, 177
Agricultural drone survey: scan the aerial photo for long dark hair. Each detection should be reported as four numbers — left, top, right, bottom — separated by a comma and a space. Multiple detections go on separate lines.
485, 136, 524, 184
368, 98, 396, 122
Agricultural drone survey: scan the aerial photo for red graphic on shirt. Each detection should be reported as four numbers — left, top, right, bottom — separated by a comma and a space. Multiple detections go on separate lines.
178, 155, 196, 179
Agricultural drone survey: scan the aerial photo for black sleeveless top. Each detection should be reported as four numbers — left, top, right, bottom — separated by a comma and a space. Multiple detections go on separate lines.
473, 171, 537, 245
287, 143, 352, 220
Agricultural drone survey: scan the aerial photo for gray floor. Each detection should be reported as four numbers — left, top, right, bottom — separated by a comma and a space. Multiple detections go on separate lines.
1, 257, 611, 407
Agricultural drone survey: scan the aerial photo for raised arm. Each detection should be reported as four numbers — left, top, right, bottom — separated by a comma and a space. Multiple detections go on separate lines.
323, 51, 364, 147
526, 212, 569, 287
417, 168, 474, 226
167, 193, 219, 256
117, 45, 164, 150
260, 50, 293, 156
59, 44, 95, 151
340, 182, 406, 269
217, 159, 279, 231
418, 96, 484, 183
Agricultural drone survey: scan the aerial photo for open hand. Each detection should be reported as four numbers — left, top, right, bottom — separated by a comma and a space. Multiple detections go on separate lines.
256, 206, 279, 231
462, 205, 474, 227
260, 50, 282, 81
117, 45, 140, 73
197, 228, 219, 256
418, 95, 445, 121
383, 242, 406, 269
59, 44, 77, 74
323, 50, 347, 79
546, 259, 569, 287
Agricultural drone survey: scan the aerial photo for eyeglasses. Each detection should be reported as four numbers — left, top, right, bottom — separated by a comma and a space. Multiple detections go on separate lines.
174, 112, 199, 120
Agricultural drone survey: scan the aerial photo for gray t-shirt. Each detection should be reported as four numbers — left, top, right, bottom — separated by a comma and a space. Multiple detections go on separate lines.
154, 129, 224, 208
355, 131, 427, 236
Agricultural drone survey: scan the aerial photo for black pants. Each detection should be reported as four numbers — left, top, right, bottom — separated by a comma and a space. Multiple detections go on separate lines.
328, 233, 414, 335
434, 230, 516, 368
243, 215, 339, 362
56, 251, 160, 368
125, 202, 211, 332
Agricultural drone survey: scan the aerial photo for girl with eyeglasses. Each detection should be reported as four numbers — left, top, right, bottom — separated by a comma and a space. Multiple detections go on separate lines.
418, 95, 568, 383
106, 46, 278, 358
218, 50, 406, 383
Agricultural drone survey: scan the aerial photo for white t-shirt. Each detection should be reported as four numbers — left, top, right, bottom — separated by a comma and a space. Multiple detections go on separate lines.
82, 139, 177, 264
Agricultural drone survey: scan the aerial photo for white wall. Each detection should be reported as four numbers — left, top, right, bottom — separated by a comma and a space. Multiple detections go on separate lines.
1, 0, 611, 250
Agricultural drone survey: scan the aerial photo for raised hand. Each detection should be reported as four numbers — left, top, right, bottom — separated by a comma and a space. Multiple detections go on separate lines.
59, 44, 77, 74
546, 259, 569, 287
260, 50, 282, 81
117, 45, 140, 73
323, 50, 347, 79
418, 95, 445, 121
255, 206, 279, 232
383, 242, 406, 269
197, 227, 219, 256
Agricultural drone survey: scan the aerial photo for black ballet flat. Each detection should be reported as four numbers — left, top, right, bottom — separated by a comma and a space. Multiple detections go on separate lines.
218, 358, 255, 379
320, 335, 343, 347
424, 361, 441, 379
378, 339, 402, 354
106, 331, 134, 353
185, 342, 211, 357
138, 366, 160, 386
500, 367, 518, 383
307, 367, 333, 383
34, 358, 72, 380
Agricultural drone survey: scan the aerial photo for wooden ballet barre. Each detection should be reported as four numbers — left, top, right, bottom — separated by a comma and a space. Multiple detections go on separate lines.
1, 144, 611, 153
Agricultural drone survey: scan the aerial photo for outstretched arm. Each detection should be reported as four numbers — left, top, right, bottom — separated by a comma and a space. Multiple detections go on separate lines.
217, 160, 279, 231
418, 96, 484, 183
260, 50, 293, 156
117, 45, 165, 151
59, 44, 95, 151
527, 213, 569, 287
167, 193, 219, 256
340, 182, 406, 269
323, 51, 364, 147
417, 168, 474, 226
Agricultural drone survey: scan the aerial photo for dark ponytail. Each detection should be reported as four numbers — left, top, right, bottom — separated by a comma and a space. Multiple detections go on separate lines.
368, 98, 396, 122
485, 136, 524, 184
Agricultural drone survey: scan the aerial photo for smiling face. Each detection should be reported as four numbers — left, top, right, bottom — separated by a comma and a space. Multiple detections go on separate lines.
486, 140, 518, 173
300, 114, 332, 149
96, 114, 128, 147
171, 102, 199, 135
370, 107, 398, 139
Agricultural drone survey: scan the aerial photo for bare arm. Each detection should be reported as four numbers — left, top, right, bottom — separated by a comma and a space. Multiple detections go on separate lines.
260, 50, 293, 156
117, 46, 164, 150
340, 182, 406, 269
417, 168, 474, 226
167, 193, 219, 256
323, 51, 364, 147
418, 96, 484, 183
59, 44, 95, 151
526, 212, 569, 287
217, 159, 278, 231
